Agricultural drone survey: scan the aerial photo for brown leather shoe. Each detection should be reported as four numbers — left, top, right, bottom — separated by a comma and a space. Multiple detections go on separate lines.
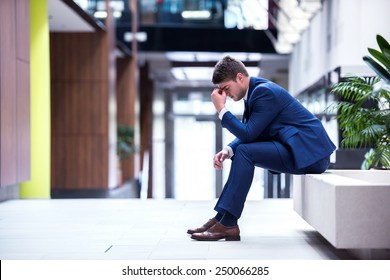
187, 218, 218, 234
191, 222, 240, 241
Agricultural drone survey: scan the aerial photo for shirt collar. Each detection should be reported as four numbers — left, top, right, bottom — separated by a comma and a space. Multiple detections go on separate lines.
244, 87, 249, 101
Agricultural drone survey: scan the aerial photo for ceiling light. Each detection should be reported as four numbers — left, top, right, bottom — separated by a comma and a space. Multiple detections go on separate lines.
274, 42, 293, 54
124, 32, 148, 42
299, 0, 322, 14
280, 31, 301, 44
166, 52, 195, 62
290, 18, 310, 31
166, 52, 262, 62
171, 67, 214, 81
181, 10, 211, 19
94, 11, 107, 18
170, 68, 187, 80
113, 11, 122, 18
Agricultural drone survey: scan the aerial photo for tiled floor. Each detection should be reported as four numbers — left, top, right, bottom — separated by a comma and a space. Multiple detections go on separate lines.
0, 198, 354, 260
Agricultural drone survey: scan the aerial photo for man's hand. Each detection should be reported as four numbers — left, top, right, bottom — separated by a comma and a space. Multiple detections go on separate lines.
211, 88, 227, 113
213, 148, 230, 170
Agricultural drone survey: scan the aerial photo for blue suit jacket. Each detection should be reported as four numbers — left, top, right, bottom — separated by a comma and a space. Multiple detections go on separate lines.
222, 77, 336, 169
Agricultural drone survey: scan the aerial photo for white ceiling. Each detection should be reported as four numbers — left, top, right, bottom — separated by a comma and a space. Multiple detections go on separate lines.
48, 0, 94, 32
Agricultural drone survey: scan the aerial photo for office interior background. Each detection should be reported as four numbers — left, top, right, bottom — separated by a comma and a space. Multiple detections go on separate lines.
0, 0, 389, 202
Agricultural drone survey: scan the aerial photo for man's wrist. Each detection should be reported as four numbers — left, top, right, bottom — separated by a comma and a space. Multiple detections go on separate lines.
218, 107, 228, 120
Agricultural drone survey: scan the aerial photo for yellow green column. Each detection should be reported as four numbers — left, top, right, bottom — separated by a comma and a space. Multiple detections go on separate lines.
20, 0, 51, 198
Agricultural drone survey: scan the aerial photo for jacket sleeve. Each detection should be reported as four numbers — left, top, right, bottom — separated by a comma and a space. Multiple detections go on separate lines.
222, 86, 283, 143
227, 138, 242, 155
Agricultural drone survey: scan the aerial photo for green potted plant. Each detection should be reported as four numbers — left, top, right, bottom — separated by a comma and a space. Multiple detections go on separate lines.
329, 34, 390, 169
117, 124, 135, 160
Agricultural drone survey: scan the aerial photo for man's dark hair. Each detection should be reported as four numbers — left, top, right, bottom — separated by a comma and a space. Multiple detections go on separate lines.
212, 55, 249, 84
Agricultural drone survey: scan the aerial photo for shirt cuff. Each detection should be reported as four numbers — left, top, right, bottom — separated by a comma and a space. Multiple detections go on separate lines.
218, 107, 229, 120
225, 146, 234, 158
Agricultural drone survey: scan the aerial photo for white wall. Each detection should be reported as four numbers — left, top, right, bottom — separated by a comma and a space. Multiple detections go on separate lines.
289, 0, 390, 95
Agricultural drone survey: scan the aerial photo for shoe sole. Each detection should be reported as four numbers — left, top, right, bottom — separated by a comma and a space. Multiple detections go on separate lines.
191, 235, 241, 241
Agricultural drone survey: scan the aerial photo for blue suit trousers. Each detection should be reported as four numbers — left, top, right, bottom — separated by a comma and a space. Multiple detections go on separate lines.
214, 141, 330, 219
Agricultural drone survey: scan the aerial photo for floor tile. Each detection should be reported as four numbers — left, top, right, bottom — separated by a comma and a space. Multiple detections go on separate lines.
0, 199, 354, 260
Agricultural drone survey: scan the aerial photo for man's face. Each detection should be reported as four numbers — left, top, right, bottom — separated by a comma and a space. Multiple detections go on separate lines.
217, 73, 247, 101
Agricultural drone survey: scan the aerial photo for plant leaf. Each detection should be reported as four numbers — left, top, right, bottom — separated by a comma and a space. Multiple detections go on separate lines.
363, 56, 390, 82
368, 48, 390, 71
383, 48, 390, 65
377, 34, 390, 54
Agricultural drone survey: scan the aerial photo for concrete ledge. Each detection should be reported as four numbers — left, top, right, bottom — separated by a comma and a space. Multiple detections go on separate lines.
0, 184, 19, 202
293, 170, 390, 250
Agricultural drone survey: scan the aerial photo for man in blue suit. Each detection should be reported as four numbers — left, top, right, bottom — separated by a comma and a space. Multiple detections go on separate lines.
189, 56, 336, 241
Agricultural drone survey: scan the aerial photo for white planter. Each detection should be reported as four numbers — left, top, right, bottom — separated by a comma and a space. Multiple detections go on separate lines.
293, 170, 390, 249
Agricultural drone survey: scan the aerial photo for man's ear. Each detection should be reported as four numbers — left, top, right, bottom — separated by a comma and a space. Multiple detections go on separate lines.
237, 73, 244, 82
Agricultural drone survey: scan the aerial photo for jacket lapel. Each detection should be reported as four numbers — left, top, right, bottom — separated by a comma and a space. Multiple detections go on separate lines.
243, 77, 267, 122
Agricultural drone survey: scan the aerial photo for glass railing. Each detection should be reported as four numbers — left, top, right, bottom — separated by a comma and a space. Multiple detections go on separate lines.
69, 0, 274, 53
72, 0, 269, 30
142, 0, 268, 29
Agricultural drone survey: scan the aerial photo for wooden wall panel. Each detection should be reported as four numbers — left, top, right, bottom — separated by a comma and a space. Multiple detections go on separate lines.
16, 60, 30, 181
50, 33, 108, 82
0, 0, 30, 186
116, 57, 136, 179
51, 135, 108, 189
0, 0, 17, 186
16, 0, 30, 182
50, 32, 111, 190
16, 0, 30, 62
51, 82, 108, 136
